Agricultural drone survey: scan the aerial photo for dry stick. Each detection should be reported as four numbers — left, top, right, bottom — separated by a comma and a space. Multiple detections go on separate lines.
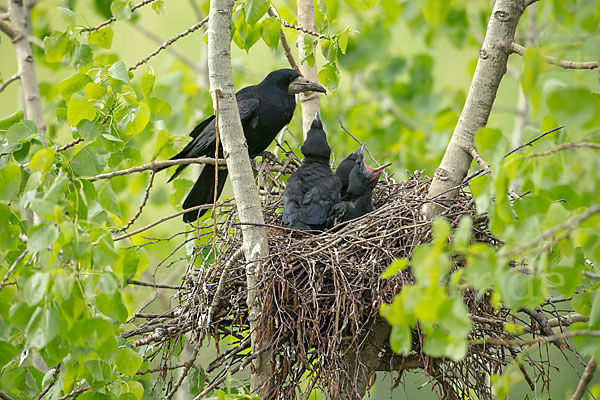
547, 313, 588, 327
530, 142, 600, 157
165, 341, 202, 399
279, 16, 331, 40
88, 0, 156, 31
0, 250, 26, 292
86, 157, 227, 181
57, 386, 90, 400
113, 204, 215, 242
571, 357, 597, 400
511, 42, 599, 70
126, 279, 181, 290
0, 19, 15, 38
483, 329, 600, 347
35, 364, 61, 400
0, 72, 19, 93
128, 16, 209, 72
583, 271, 600, 279
336, 115, 380, 167
121, 170, 155, 231
267, 7, 300, 73
56, 137, 84, 152
469, 147, 493, 177
500, 204, 600, 258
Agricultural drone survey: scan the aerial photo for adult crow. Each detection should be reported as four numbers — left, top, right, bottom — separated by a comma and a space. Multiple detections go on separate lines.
332, 146, 390, 223
162, 69, 326, 222
282, 112, 342, 231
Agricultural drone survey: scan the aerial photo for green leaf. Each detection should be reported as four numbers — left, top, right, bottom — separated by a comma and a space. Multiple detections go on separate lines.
57, 73, 93, 101
67, 93, 97, 127
453, 215, 472, 253
111, 0, 132, 20
547, 87, 596, 129
84, 82, 107, 100
28, 223, 59, 253
116, 248, 140, 281
245, 0, 270, 25
0, 110, 24, 130
589, 290, 600, 329
25, 307, 60, 349
57, 7, 76, 27
96, 292, 128, 322
389, 325, 411, 354
261, 17, 280, 50
572, 292, 592, 317
44, 32, 69, 63
381, 258, 408, 279
141, 72, 155, 98
419, 0, 451, 26
152, 0, 165, 14
115, 348, 143, 376
343, 0, 377, 12
125, 102, 150, 134
145, 97, 172, 121
77, 120, 104, 141
318, 62, 339, 91
71, 144, 107, 176
109, 61, 130, 83
0, 341, 19, 370
6, 120, 37, 152
0, 165, 21, 200
72, 44, 93, 67
89, 26, 114, 49
24, 272, 50, 307
98, 183, 122, 217
337, 28, 350, 54
29, 148, 55, 174
422, 326, 447, 357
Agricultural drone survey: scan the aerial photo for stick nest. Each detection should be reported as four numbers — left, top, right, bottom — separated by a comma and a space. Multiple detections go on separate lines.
126, 157, 564, 399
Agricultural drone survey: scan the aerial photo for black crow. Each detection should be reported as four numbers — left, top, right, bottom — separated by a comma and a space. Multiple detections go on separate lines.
282, 112, 342, 231
335, 146, 362, 197
162, 69, 326, 222
333, 146, 390, 223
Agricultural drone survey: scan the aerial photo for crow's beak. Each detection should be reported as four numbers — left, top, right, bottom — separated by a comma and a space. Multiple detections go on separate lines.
366, 163, 391, 181
288, 76, 327, 95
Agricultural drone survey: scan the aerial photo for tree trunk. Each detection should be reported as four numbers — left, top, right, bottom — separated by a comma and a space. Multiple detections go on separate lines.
7, 0, 45, 134
206, 0, 271, 396
297, 0, 321, 139
423, 0, 529, 218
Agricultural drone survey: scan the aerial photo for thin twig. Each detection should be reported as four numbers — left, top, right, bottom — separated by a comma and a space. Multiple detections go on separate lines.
469, 147, 493, 177
482, 330, 600, 347
583, 271, 600, 279
85, 157, 227, 181
267, 7, 300, 73
500, 205, 600, 258
165, 342, 202, 399
512, 42, 599, 70
279, 16, 331, 40
571, 357, 597, 400
88, 0, 156, 31
0, 72, 19, 93
0, 391, 13, 400
0, 250, 26, 292
126, 279, 182, 290
530, 142, 600, 157
121, 170, 156, 231
129, 17, 209, 72
0, 19, 16, 38
336, 115, 380, 167
57, 386, 90, 400
35, 364, 61, 400
56, 137, 83, 152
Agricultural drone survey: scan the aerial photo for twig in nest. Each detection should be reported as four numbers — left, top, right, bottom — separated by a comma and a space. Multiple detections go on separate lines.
127, 279, 181, 290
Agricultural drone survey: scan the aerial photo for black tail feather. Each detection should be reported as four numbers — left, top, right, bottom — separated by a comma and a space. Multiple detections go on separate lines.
182, 164, 228, 223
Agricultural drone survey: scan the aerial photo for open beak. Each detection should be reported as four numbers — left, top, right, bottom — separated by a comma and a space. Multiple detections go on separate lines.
288, 76, 327, 95
365, 162, 391, 181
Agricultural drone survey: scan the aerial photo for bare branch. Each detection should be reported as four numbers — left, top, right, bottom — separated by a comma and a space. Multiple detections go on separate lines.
0, 391, 13, 400
0, 19, 15, 38
583, 271, 600, 279
56, 137, 83, 152
512, 42, 599, 70
165, 342, 202, 399
547, 313, 588, 327
337, 115, 380, 167
0, 250, 26, 292
0, 72, 19, 93
469, 147, 493, 177
35, 364, 61, 400
57, 386, 90, 400
530, 142, 600, 157
267, 7, 299, 73
483, 329, 600, 347
120, 170, 155, 231
88, 0, 157, 31
571, 357, 597, 400
279, 16, 331, 40
500, 204, 600, 258
128, 17, 209, 72
126, 279, 181, 290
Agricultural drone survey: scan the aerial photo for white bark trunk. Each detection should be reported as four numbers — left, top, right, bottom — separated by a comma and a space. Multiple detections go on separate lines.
8, 0, 45, 134
297, 0, 321, 139
207, 0, 271, 396
423, 0, 528, 218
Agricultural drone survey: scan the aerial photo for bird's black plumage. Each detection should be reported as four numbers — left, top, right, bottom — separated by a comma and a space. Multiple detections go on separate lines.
331, 146, 390, 223
335, 146, 362, 197
162, 69, 326, 222
282, 113, 342, 231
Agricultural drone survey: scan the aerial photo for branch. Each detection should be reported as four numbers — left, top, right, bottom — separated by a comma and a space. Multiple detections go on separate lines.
88, 0, 157, 31
57, 386, 90, 400
120, 170, 155, 231
483, 329, 600, 347
0, 392, 13, 400
267, 7, 299, 73
0, 250, 26, 292
469, 147, 493, 177
511, 42, 599, 70
337, 115, 380, 167
85, 157, 226, 181
56, 137, 83, 152
126, 279, 181, 290
279, 17, 331, 40
571, 357, 597, 400
583, 271, 600, 279
35, 364, 61, 400
547, 312, 588, 327
128, 16, 209, 72
500, 204, 600, 258
530, 142, 600, 157
0, 19, 15, 38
